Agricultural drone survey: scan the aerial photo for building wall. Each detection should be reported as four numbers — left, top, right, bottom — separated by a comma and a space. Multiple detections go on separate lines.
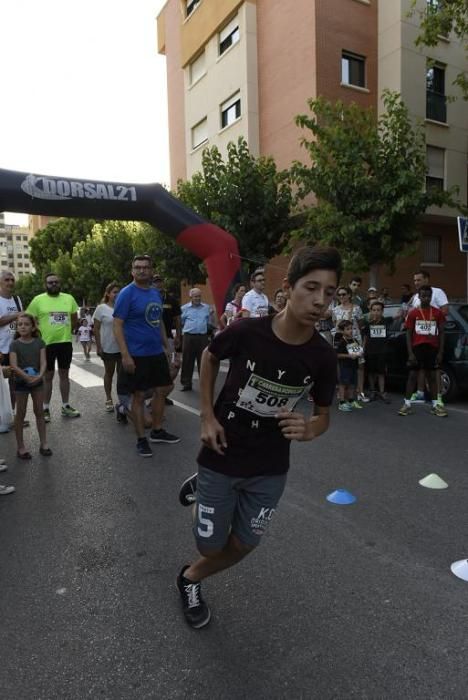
184, 1, 259, 178
0, 223, 35, 278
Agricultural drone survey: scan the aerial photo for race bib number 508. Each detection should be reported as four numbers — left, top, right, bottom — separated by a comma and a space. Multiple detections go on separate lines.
236, 373, 305, 417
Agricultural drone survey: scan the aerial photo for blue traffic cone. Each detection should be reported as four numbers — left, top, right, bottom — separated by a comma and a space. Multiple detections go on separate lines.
326, 489, 356, 505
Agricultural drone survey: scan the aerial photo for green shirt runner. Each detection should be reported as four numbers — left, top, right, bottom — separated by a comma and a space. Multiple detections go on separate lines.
27, 292, 78, 345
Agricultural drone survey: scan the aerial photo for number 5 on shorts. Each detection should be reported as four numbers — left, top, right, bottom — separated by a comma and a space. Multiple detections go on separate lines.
197, 504, 214, 538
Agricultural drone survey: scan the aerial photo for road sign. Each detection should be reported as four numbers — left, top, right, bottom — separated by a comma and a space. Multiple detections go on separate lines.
458, 216, 468, 253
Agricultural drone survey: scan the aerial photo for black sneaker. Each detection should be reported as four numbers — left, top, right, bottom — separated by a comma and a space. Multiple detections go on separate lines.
136, 437, 153, 457
149, 428, 180, 444
176, 565, 211, 629
179, 473, 197, 506
165, 397, 174, 406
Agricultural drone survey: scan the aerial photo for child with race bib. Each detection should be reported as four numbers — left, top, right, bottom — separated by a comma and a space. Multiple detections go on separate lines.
9, 313, 52, 459
335, 319, 364, 412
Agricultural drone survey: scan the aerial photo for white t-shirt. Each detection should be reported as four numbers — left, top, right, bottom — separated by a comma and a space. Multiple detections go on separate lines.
92, 303, 120, 353
0, 294, 22, 354
242, 289, 269, 318
78, 326, 91, 342
409, 287, 448, 310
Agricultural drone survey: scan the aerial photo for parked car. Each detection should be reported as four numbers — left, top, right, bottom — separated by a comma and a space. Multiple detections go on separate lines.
380, 303, 468, 402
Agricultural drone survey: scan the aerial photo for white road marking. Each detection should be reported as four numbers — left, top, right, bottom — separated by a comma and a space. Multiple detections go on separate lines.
69, 362, 103, 387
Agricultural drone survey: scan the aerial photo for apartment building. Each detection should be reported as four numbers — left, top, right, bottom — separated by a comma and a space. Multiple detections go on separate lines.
0, 220, 35, 278
157, 0, 468, 299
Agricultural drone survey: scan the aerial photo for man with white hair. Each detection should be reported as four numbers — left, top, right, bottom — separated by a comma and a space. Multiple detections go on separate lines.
180, 288, 211, 391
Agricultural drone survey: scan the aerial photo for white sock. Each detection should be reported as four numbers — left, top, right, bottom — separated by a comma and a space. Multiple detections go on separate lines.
62, 402, 70, 408
43, 403, 49, 410
404, 399, 411, 407
432, 399, 437, 407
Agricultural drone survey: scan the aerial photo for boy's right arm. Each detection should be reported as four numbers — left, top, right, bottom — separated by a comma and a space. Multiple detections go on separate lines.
199, 348, 227, 455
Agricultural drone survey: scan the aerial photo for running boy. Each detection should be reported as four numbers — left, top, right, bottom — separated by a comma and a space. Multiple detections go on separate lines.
398, 285, 446, 417
335, 319, 363, 412
176, 246, 341, 628
362, 301, 391, 403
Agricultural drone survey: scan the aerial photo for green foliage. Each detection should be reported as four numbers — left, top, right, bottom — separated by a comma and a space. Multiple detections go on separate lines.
410, 0, 468, 99
176, 137, 293, 272
132, 222, 204, 289
290, 90, 459, 273
70, 221, 135, 302
29, 218, 95, 273
13, 272, 45, 308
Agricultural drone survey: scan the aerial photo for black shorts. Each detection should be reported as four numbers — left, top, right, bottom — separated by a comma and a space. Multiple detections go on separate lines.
100, 351, 121, 362
119, 353, 172, 393
338, 363, 357, 386
366, 353, 387, 374
413, 344, 438, 371
14, 379, 44, 394
46, 342, 73, 371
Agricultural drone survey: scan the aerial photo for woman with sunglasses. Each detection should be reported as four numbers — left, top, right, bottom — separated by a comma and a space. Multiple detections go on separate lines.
332, 286, 368, 403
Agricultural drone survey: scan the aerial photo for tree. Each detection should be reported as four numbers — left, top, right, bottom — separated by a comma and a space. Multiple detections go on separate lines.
29, 218, 95, 273
14, 272, 45, 308
290, 90, 458, 284
70, 221, 135, 303
176, 137, 293, 273
132, 222, 204, 289
410, 0, 468, 99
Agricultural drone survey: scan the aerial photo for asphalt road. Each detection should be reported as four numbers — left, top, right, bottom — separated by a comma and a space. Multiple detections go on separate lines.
1, 351, 468, 699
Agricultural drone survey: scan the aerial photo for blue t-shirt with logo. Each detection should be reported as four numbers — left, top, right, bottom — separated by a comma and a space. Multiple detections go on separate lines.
113, 283, 163, 357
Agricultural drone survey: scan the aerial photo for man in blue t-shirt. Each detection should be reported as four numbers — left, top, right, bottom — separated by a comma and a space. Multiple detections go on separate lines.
113, 254, 180, 457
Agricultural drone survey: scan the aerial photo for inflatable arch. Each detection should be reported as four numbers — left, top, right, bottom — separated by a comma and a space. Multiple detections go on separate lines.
0, 167, 241, 315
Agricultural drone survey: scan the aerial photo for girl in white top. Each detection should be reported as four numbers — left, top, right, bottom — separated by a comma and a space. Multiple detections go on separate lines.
77, 319, 92, 360
92, 282, 121, 412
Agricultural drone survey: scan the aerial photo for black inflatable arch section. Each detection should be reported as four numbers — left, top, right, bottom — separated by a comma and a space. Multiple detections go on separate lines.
0, 168, 241, 314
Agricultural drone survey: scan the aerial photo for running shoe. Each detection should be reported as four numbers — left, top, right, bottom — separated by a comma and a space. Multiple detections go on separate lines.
410, 391, 425, 404
176, 565, 211, 629
149, 429, 180, 444
105, 399, 114, 412
338, 402, 352, 412
435, 395, 445, 408
431, 404, 448, 417
368, 391, 377, 402
0, 484, 15, 496
43, 409, 51, 423
165, 397, 174, 406
115, 403, 128, 424
136, 437, 153, 458
0, 463, 7, 472
179, 473, 197, 506
357, 392, 370, 403
61, 405, 81, 418
398, 404, 413, 416
350, 400, 363, 409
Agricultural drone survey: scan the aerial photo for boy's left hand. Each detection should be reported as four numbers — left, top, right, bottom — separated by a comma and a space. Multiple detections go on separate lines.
276, 411, 314, 441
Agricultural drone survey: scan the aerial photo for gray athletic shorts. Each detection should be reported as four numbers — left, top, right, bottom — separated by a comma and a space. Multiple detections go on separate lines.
193, 466, 287, 550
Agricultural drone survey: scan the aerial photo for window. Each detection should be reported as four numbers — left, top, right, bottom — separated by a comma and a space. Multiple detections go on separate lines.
189, 51, 206, 85
423, 235, 442, 264
24, 254, 29, 259
17, 262, 23, 268
17, 253, 22, 258
22, 235, 28, 240
219, 17, 239, 56
341, 51, 366, 88
426, 63, 447, 122
426, 145, 445, 191
220, 92, 241, 129
191, 118, 208, 149
16, 235, 21, 240
186, 0, 200, 17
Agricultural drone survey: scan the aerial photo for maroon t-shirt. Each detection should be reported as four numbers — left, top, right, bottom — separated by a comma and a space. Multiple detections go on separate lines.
197, 316, 337, 477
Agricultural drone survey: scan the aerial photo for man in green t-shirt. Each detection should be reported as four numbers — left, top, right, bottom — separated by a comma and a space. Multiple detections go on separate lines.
27, 273, 80, 421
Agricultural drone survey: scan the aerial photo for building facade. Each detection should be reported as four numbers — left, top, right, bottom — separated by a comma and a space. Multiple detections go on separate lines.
0, 220, 35, 278
157, 0, 468, 301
